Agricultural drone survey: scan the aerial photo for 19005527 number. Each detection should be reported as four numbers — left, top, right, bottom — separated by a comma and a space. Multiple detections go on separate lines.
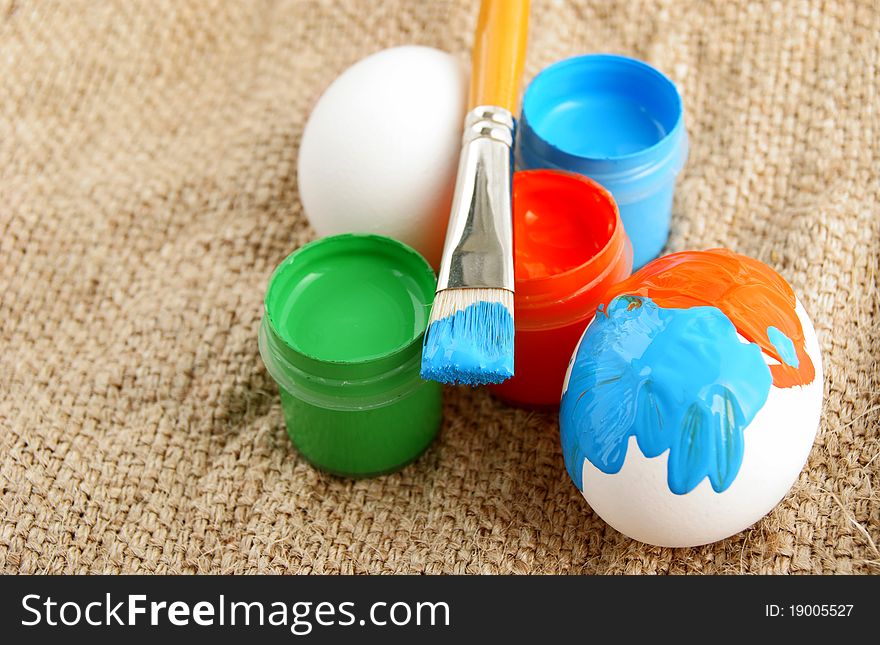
789, 604, 854, 617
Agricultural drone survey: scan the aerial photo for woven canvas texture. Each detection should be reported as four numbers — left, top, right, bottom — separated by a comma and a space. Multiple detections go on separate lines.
1, 0, 878, 574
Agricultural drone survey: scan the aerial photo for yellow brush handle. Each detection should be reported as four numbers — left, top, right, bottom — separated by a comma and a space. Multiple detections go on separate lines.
468, 0, 530, 112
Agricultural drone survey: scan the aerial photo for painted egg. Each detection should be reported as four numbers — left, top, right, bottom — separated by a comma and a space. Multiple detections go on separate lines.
298, 46, 467, 268
560, 249, 823, 547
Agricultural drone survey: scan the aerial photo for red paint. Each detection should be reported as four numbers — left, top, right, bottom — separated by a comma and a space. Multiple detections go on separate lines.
490, 169, 632, 407
600, 248, 815, 388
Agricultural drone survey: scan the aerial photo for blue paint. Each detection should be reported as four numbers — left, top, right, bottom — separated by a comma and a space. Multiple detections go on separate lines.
420, 301, 514, 386
528, 85, 671, 159
560, 296, 772, 495
767, 325, 799, 368
517, 54, 689, 268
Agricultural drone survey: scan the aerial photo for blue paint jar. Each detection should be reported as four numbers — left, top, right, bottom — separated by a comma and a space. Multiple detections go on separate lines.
517, 54, 688, 268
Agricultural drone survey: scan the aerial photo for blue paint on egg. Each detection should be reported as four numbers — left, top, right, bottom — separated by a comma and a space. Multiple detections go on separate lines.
767, 325, 799, 368
560, 295, 773, 495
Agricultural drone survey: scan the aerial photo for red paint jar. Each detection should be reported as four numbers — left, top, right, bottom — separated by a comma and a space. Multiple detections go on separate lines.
490, 169, 633, 407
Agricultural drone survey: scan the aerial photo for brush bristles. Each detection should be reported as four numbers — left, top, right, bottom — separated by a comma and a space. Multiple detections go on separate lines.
420, 288, 515, 386
427, 288, 513, 323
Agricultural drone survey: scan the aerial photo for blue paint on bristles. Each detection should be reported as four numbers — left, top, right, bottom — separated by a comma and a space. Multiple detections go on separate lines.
420, 294, 514, 386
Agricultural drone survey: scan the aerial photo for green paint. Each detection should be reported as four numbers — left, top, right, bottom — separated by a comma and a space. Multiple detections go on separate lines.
260, 234, 442, 477
267, 236, 432, 362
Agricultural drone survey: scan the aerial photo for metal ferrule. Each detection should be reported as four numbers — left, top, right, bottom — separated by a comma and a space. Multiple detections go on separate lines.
436, 105, 515, 292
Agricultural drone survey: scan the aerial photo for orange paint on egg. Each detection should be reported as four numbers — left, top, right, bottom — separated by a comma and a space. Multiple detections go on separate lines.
600, 248, 815, 388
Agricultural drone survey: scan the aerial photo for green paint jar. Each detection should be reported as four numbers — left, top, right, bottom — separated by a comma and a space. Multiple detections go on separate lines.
259, 234, 442, 477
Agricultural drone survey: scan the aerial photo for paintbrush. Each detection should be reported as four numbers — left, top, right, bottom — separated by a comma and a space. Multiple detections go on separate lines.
420, 0, 529, 386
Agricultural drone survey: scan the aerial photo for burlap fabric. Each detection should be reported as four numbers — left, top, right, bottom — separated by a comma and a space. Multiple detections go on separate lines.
1, 0, 877, 574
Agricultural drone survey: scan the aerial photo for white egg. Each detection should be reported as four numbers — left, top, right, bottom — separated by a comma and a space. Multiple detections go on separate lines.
561, 300, 823, 548
298, 46, 467, 268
